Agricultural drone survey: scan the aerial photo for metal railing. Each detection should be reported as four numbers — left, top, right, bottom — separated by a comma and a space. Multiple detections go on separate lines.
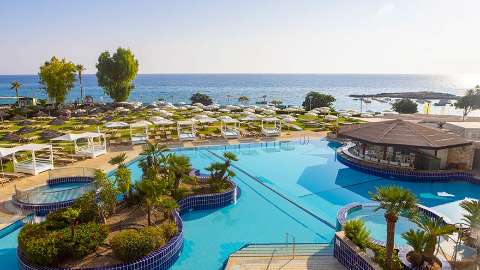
15, 182, 97, 204
48, 167, 96, 181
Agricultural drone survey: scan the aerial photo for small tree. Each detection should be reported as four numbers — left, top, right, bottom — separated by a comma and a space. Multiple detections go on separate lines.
392, 99, 418, 114
135, 174, 169, 225
371, 186, 417, 270
302, 91, 335, 110
402, 229, 428, 267
190, 92, 213, 105
159, 197, 178, 220
168, 154, 192, 192
271, 99, 283, 106
38, 57, 77, 104
455, 86, 480, 120
238, 96, 249, 105
94, 170, 118, 222
62, 208, 80, 236
109, 153, 132, 200
10, 81, 22, 106
413, 215, 456, 263
206, 152, 238, 192
96, 47, 139, 102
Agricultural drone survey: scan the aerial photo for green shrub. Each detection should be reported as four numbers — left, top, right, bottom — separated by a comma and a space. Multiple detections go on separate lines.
18, 223, 48, 251
72, 191, 99, 223
111, 229, 156, 262
160, 220, 178, 239
366, 242, 403, 270
44, 209, 70, 230
140, 226, 166, 248
21, 232, 59, 266
62, 222, 109, 258
343, 219, 370, 250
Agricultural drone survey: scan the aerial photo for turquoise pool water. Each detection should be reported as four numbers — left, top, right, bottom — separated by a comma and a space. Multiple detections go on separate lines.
347, 207, 420, 246
22, 182, 92, 204
2, 139, 480, 270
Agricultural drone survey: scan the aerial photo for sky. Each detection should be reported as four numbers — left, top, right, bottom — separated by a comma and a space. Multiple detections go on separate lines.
0, 0, 479, 75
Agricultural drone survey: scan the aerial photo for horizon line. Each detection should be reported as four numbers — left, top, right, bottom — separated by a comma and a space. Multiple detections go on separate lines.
0, 72, 479, 76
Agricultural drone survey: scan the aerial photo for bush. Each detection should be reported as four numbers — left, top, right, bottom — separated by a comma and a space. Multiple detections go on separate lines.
392, 98, 418, 114
160, 220, 178, 239
44, 209, 70, 230
140, 226, 166, 248
366, 242, 403, 270
64, 222, 108, 258
72, 191, 99, 223
18, 223, 48, 251
343, 219, 370, 250
190, 92, 213, 106
23, 236, 59, 266
111, 229, 156, 262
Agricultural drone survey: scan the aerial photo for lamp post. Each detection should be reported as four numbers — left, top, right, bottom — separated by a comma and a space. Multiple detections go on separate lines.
309, 96, 313, 110
170, 95, 174, 104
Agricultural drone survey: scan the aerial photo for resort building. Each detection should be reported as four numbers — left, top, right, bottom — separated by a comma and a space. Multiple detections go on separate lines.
444, 121, 480, 141
337, 119, 474, 171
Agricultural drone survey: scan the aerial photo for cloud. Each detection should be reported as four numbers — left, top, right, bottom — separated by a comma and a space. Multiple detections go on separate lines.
377, 3, 395, 16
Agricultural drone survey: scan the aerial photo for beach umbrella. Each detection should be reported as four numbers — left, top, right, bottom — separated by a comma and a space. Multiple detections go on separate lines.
105, 121, 129, 128
325, 115, 338, 121
219, 108, 230, 113
339, 112, 352, 118
305, 111, 318, 117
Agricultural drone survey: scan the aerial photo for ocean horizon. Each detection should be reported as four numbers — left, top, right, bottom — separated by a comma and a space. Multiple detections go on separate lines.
1, 73, 480, 115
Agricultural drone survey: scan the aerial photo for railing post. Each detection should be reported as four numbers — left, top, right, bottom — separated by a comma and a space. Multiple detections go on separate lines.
292, 236, 295, 259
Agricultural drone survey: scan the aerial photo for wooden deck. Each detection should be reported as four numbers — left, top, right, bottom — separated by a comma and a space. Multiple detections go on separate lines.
224, 243, 346, 270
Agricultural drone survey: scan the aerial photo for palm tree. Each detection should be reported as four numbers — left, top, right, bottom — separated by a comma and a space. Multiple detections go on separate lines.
139, 141, 168, 174
109, 153, 132, 200
371, 186, 417, 269
402, 229, 428, 267
460, 199, 480, 230
10, 81, 22, 106
76, 64, 86, 104
168, 154, 191, 192
206, 152, 238, 192
413, 215, 457, 262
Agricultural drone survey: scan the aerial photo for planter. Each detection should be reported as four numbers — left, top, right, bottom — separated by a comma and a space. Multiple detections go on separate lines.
334, 231, 383, 270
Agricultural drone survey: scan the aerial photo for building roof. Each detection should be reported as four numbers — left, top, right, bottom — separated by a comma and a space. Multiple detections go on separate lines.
338, 119, 471, 149
445, 122, 480, 129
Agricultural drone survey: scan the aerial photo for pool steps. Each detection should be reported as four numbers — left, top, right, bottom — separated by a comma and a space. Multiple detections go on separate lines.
225, 243, 346, 270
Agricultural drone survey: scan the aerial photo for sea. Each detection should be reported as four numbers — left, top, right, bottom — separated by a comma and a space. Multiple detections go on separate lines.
1, 74, 479, 116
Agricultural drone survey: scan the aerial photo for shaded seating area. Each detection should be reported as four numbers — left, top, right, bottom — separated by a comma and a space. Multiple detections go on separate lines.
261, 117, 281, 137
129, 120, 152, 144
177, 120, 196, 141
0, 144, 54, 175
219, 116, 240, 139
51, 132, 107, 158
338, 119, 473, 171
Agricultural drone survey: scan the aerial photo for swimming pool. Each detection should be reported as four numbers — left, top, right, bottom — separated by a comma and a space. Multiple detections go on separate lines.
2, 138, 480, 270
15, 182, 93, 204
346, 206, 420, 246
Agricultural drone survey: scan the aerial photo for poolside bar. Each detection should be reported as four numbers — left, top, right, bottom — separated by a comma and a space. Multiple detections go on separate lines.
337, 119, 474, 171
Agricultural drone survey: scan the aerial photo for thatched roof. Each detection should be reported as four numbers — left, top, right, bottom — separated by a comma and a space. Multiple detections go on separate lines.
338, 119, 471, 149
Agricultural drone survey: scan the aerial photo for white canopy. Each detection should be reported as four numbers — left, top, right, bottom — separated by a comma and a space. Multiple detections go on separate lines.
105, 121, 129, 128
150, 116, 175, 126
262, 117, 279, 122
51, 132, 105, 141
130, 120, 152, 128
15, 144, 51, 152
240, 114, 262, 121
0, 147, 18, 157
177, 120, 195, 126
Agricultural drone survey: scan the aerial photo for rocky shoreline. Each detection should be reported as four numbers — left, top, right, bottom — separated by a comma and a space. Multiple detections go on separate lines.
349, 91, 459, 100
